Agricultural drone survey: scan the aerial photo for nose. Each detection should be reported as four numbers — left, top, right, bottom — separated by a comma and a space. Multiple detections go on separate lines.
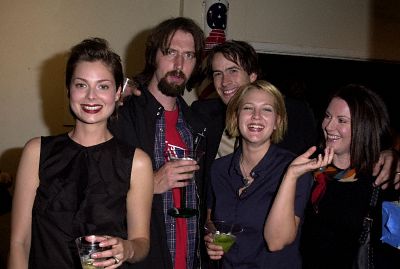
174, 54, 184, 70
252, 108, 261, 119
323, 118, 335, 131
221, 73, 230, 87
86, 86, 96, 100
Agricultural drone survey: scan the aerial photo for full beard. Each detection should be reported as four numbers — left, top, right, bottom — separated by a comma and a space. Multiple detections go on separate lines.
158, 70, 187, 97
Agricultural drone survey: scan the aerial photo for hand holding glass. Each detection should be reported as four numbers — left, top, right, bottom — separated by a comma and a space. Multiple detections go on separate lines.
75, 235, 110, 269
205, 221, 243, 253
165, 149, 203, 218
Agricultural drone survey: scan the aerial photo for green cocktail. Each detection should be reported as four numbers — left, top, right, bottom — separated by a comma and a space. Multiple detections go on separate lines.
214, 233, 236, 252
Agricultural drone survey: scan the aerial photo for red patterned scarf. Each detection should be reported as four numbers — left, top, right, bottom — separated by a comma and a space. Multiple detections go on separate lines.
311, 164, 356, 212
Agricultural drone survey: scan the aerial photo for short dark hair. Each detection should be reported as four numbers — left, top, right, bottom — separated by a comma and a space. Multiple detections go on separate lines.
206, 40, 260, 79
328, 84, 392, 174
65, 37, 123, 92
134, 17, 204, 87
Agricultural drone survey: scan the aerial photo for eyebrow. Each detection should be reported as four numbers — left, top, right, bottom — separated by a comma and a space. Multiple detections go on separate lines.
213, 66, 241, 73
167, 47, 195, 54
73, 77, 112, 83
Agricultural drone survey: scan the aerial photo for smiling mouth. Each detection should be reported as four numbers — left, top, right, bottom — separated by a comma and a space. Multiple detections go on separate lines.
326, 134, 340, 141
222, 88, 237, 96
81, 104, 102, 113
248, 124, 264, 131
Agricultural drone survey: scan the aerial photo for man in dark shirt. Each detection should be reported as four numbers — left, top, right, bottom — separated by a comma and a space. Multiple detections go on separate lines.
110, 17, 207, 269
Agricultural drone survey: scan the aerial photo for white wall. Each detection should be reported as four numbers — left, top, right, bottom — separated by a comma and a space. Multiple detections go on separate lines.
0, 0, 182, 174
1, 0, 399, 176
186, 0, 400, 60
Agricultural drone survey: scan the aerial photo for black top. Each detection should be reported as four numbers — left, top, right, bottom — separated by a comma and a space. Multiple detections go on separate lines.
29, 134, 134, 269
301, 176, 400, 269
301, 178, 371, 269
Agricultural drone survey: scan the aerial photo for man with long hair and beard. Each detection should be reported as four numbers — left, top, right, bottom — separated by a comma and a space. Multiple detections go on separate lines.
158, 69, 187, 97
109, 17, 207, 269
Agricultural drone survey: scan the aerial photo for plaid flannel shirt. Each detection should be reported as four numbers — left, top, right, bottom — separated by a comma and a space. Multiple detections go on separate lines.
154, 101, 197, 269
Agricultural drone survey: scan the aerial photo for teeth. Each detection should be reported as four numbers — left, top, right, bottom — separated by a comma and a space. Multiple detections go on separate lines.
82, 105, 101, 111
327, 134, 340, 140
223, 88, 236, 95
248, 124, 264, 130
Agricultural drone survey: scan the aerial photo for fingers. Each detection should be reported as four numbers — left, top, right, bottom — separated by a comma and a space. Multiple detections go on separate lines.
204, 237, 224, 260
154, 160, 199, 193
394, 159, 400, 190
204, 234, 214, 243
301, 146, 317, 159
312, 147, 333, 169
132, 87, 142, 97
394, 173, 400, 190
165, 160, 199, 186
91, 237, 125, 268
372, 152, 386, 177
373, 149, 398, 189
321, 147, 334, 167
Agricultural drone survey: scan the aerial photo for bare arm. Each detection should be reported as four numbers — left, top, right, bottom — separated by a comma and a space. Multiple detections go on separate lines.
125, 148, 154, 262
8, 138, 40, 269
264, 146, 333, 251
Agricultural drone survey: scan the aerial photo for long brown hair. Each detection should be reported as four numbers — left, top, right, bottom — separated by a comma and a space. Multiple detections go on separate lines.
134, 17, 204, 88
326, 84, 392, 174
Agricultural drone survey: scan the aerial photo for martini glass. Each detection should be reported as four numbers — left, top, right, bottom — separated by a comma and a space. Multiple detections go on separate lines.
204, 220, 243, 268
165, 149, 203, 218
205, 220, 243, 252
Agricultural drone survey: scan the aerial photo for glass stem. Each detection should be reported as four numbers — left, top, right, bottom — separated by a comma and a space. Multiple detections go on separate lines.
180, 187, 186, 208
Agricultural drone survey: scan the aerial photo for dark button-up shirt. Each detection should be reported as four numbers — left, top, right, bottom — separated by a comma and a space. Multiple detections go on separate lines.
209, 144, 313, 269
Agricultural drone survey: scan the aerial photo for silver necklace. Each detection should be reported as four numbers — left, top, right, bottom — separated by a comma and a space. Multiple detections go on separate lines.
240, 156, 253, 187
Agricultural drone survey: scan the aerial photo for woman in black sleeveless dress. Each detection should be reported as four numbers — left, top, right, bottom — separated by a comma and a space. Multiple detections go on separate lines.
8, 38, 153, 268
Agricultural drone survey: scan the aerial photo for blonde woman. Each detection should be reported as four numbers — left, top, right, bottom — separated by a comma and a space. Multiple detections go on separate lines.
205, 80, 331, 268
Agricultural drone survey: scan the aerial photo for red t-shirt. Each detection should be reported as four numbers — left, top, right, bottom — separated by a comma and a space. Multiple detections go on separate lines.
165, 109, 187, 269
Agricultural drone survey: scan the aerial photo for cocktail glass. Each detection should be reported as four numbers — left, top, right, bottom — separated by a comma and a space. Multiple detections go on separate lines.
165, 149, 204, 218
204, 220, 243, 253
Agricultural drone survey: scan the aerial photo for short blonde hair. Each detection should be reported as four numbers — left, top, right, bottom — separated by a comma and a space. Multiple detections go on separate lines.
226, 80, 287, 144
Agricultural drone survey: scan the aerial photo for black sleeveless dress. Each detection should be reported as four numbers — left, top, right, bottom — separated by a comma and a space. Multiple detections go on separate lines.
28, 133, 135, 268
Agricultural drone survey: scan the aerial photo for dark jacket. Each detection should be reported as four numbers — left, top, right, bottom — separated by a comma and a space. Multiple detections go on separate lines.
109, 88, 207, 269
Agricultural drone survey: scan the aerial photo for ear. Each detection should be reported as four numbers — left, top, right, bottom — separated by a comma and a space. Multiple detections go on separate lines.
249, 72, 257, 82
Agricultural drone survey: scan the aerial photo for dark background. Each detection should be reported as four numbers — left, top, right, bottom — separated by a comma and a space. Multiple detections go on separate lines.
258, 53, 400, 133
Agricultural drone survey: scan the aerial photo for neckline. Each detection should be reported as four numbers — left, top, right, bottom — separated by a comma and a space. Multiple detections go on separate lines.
239, 154, 255, 187
66, 133, 114, 149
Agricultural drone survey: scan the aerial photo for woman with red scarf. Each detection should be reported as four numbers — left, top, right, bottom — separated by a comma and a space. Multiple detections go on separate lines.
267, 84, 398, 268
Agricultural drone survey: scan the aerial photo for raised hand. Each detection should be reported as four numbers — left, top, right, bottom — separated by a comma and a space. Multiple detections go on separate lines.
286, 146, 334, 179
